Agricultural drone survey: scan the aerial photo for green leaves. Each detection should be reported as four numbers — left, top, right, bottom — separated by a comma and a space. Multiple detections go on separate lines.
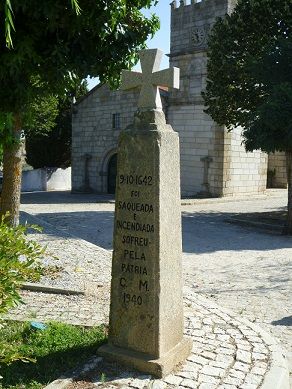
4, 0, 83, 49
4, 0, 15, 49
0, 214, 45, 315
70, 0, 81, 15
25, 79, 88, 169
0, 0, 159, 110
0, 112, 14, 149
23, 95, 59, 137
203, 0, 292, 153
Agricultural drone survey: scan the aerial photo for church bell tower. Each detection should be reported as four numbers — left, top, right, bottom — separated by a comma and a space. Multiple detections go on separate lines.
167, 0, 267, 198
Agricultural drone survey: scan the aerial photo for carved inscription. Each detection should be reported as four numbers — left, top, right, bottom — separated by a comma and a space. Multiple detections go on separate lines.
117, 172, 154, 307
119, 174, 152, 186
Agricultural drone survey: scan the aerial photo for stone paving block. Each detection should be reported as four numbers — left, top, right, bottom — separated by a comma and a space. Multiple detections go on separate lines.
252, 352, 267, 361
244, 373, 263, 385
210, 360, 232, 369
236, 350, 252, 364
233, 361, 250, 372
201, 351, 216, 360
228, 368, 246, 380
187, 355, 209, 365
131, 378, 151, 388
164, 375, 183, 386
216, 354, 235, 364
200, 365, 225, 377
223, 375, 244, 386
240, 384, 258, 389
151, 380, 167, 389
217, 347, 235, 356
180, 378, 196, 388
198, 383, 217, 389
250, 366, 266, 375
237, 343, 252, 351
198, 373, 220, 384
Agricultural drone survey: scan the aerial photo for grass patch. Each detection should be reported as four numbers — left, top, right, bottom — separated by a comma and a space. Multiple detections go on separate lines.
0, 321, 107, 389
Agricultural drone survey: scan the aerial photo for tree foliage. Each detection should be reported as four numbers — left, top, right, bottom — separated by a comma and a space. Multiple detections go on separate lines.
203, 0, 292, 153
0, 0, 159, 114
0, 0, 159, 224
25, 80, 88, 168
203, 0, 292, 234
0, 214, 44, 315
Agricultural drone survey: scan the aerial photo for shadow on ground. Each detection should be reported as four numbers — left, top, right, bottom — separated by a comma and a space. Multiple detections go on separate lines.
21, 191, 115, 205
22, 209, 292, 253
272, 316, 292, 326
2, 342, 105, 389
182, 209, 292, 254
21, 211, 115, 250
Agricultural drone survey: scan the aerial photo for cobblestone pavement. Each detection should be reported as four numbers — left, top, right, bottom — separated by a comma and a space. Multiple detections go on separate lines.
7, 190, 291, 386
47, 292, 288, 389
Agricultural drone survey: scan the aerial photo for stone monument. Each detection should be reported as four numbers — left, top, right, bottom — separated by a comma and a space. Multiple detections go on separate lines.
98, 49, 192, 378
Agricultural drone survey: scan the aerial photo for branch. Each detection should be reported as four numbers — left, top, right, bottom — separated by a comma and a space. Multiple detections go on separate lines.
70, 0, 82, 15
5, 0, 15, 49
4, 0, 82, 48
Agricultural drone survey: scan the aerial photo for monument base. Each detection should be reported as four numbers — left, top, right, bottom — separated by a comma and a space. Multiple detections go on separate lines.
98, 337, 192, 378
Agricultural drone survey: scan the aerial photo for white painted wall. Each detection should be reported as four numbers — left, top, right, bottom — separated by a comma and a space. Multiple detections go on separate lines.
21, 168, 71, 192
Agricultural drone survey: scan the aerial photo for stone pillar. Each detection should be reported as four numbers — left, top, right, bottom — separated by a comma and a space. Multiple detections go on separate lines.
99, 109, 191, 377
99, 47, 191, 377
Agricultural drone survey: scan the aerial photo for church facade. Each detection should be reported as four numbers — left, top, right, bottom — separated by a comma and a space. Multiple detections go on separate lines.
72, 0, 285, 197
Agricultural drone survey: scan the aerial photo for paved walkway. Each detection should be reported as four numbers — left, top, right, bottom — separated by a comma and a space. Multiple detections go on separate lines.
6, 190, 292, 387
47, 292, 288, 389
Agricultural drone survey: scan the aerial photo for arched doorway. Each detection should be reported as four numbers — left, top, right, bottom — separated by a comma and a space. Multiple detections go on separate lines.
107, 153, 117, 194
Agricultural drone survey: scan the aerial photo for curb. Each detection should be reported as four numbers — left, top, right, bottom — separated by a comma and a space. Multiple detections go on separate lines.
21, 282, 85, 296
225, 217, 284, 234
181, 194, 268, 206
181, 189, 286, 206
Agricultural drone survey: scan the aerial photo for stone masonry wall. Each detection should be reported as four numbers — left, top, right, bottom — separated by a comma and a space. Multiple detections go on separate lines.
169, 0, 267, 197
222, 128, 267, 196
72, 86, 168, 194
268, 152, 287, 188
72, 85, 139, 193
72, 0, 268, 197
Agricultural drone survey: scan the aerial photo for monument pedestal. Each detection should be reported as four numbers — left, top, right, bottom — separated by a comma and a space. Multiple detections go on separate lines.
99, 337, 191, 378
99, 110, 192, 377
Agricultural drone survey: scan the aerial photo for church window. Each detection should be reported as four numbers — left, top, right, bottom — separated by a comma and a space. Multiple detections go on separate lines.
112, 113, 121, 130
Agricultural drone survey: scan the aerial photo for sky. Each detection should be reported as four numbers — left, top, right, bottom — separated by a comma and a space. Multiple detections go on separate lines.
87, 1, 170, 90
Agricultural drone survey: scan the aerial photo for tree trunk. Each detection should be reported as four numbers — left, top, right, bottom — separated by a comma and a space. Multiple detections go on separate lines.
284, 150, 292, 234
0, 113, 23, 226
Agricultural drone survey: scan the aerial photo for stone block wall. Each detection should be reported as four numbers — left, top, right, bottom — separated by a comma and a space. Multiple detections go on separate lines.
71, 0, 269, 198
268, 152, 287, 188
222, 128, 267, 196
168, 103, 223, 197
72, 85, 139, 193
169, 0, 231, 197
72, 86, 168, 194
169, 0, 267, 197
170, 0, 236, 60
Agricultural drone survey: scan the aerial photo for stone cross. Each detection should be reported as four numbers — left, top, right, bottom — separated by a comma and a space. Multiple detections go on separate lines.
99, 49, 191, 378
121, 48, 180, 111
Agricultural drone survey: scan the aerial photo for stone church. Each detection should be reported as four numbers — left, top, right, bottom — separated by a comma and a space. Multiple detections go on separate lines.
72, 0, 286, 197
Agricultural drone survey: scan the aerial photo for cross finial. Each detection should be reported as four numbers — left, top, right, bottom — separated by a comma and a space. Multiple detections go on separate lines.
121, 49, 180, 111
